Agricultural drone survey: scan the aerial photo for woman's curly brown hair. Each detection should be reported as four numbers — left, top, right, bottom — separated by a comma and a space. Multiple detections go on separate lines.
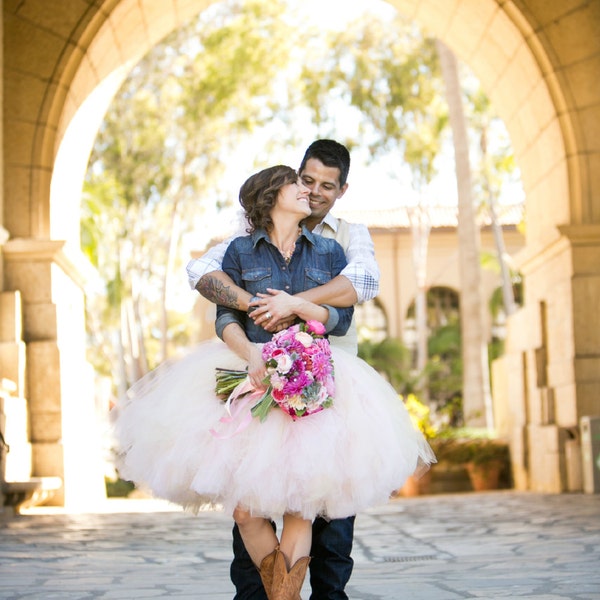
239, 165, 299, 232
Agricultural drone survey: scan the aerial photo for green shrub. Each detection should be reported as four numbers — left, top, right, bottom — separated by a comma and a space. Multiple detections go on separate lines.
105, 476, 135, 497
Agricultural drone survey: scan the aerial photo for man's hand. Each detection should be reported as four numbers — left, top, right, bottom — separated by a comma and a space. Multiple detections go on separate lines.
249, 289, 331, 332
249, 290, 299, 332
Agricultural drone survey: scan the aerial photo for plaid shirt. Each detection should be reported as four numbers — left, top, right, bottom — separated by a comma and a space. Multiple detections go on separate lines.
186, 211, 380, 303
312, 213, 380, 303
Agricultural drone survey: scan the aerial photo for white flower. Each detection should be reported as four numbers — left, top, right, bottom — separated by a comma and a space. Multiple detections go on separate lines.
270, 372, 285, 390
275, 353, 293, 374
294, 331, 313, 348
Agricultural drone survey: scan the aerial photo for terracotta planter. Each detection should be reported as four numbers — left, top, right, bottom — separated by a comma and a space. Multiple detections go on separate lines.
396, 469, 433, 497
466, 460, 502, 491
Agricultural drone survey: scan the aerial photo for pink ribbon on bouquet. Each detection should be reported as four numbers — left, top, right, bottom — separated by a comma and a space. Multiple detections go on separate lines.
209, 377, 263, 439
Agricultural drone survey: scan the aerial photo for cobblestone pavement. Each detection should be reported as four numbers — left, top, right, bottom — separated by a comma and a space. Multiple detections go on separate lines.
0, 491, 599, 599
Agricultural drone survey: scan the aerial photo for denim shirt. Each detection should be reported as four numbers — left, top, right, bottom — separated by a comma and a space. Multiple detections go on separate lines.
215, 225, 354, 343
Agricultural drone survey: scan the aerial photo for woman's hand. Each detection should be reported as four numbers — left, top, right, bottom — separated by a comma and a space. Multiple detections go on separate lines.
247, 344, 268, 390
221, 324, 267, 389
250, 289, 302, 331
250, 288, 329, 331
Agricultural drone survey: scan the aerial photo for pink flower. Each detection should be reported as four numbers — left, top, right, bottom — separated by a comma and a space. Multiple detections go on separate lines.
269, 372, 285, 390
305, 320, 326, 335
311, 351, 333, 380
274, 325, 299, 345
248, 321, 335, 422
284, 372, 312, 396
325, 377, 336, 397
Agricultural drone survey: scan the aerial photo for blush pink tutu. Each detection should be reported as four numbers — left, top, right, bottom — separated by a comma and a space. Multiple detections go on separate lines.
112, 339, 435, 520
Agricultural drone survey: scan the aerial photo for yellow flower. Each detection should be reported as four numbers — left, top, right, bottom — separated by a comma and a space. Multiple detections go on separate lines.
286, 395, 305, 410
402, 394, 437, 439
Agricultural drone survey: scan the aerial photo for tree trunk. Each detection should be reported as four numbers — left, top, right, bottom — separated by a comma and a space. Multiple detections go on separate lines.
488, 187, 517, 317
408, 203, 431, 399
436, 39, 492, 427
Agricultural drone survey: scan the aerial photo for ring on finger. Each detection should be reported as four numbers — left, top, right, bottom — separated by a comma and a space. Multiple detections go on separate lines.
265, 312, 272, 320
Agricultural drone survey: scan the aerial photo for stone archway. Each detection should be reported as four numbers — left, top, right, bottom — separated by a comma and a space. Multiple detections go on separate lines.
2, 0, 599, 506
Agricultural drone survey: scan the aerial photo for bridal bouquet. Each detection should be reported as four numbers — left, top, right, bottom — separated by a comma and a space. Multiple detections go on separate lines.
215, 320, 335, 422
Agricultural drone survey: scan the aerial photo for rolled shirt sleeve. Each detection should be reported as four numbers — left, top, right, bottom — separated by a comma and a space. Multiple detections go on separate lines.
186, 211, 248, 290
322, 241, 353, 336
186, 238, 231, 290
340, 223, 380, 303
215, 310, 244, 340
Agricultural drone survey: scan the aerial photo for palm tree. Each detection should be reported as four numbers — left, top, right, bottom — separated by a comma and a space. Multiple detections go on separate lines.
436, 39, 492, 428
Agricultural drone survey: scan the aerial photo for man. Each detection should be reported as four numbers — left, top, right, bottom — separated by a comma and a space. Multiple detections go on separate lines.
186, 139, 380, 599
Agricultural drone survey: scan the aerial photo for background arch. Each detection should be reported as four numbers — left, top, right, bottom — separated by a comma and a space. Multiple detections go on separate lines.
2, 0, 599, 505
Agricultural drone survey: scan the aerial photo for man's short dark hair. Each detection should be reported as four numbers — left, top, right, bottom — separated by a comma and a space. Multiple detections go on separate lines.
299, 139, 351, 187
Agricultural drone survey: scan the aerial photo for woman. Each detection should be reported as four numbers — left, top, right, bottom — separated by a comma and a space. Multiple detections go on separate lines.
113, 165, 435, 600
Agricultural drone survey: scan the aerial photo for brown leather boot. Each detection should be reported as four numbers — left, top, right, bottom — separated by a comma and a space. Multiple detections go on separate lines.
258, 547, 278, 599
271, 549, 311, 600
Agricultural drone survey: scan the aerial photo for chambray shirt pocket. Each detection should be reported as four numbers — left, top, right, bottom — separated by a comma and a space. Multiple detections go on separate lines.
304, 266, 332, 291
241, 266, 272, 296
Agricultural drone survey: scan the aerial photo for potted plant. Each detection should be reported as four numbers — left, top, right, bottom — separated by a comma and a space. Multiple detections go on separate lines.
397, 394, 437, 497
428, 434, 510, 492
461, 438, 509, 491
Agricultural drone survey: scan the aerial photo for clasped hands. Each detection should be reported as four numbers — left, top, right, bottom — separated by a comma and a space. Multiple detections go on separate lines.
248, 289, 301, 333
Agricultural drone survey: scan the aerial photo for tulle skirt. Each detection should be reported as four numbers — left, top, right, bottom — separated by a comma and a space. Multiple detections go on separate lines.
111, 339, 435, 520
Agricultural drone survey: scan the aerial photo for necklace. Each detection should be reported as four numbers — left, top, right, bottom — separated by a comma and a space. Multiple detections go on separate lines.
276, 228, 301, 263
281, 245, 295, 263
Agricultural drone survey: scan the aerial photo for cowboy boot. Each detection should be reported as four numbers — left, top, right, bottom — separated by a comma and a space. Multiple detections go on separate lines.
258, 547, 278, 599
271, 549, 311, 600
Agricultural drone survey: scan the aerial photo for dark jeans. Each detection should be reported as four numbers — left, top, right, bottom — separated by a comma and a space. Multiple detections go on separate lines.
231, 516, 355, 600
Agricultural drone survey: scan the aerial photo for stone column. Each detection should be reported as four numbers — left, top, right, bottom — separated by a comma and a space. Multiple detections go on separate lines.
495, 225, 600, 492
3, 239, 106, 508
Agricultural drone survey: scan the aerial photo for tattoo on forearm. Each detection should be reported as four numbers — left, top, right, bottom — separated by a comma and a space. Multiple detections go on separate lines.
196, 277, 240, 309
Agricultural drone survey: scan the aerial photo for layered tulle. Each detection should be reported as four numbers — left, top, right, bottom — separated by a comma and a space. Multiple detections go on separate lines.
112, 339, 435, 520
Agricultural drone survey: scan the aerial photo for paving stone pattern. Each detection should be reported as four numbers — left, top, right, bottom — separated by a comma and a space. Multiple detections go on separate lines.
0, 491, 599, 599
